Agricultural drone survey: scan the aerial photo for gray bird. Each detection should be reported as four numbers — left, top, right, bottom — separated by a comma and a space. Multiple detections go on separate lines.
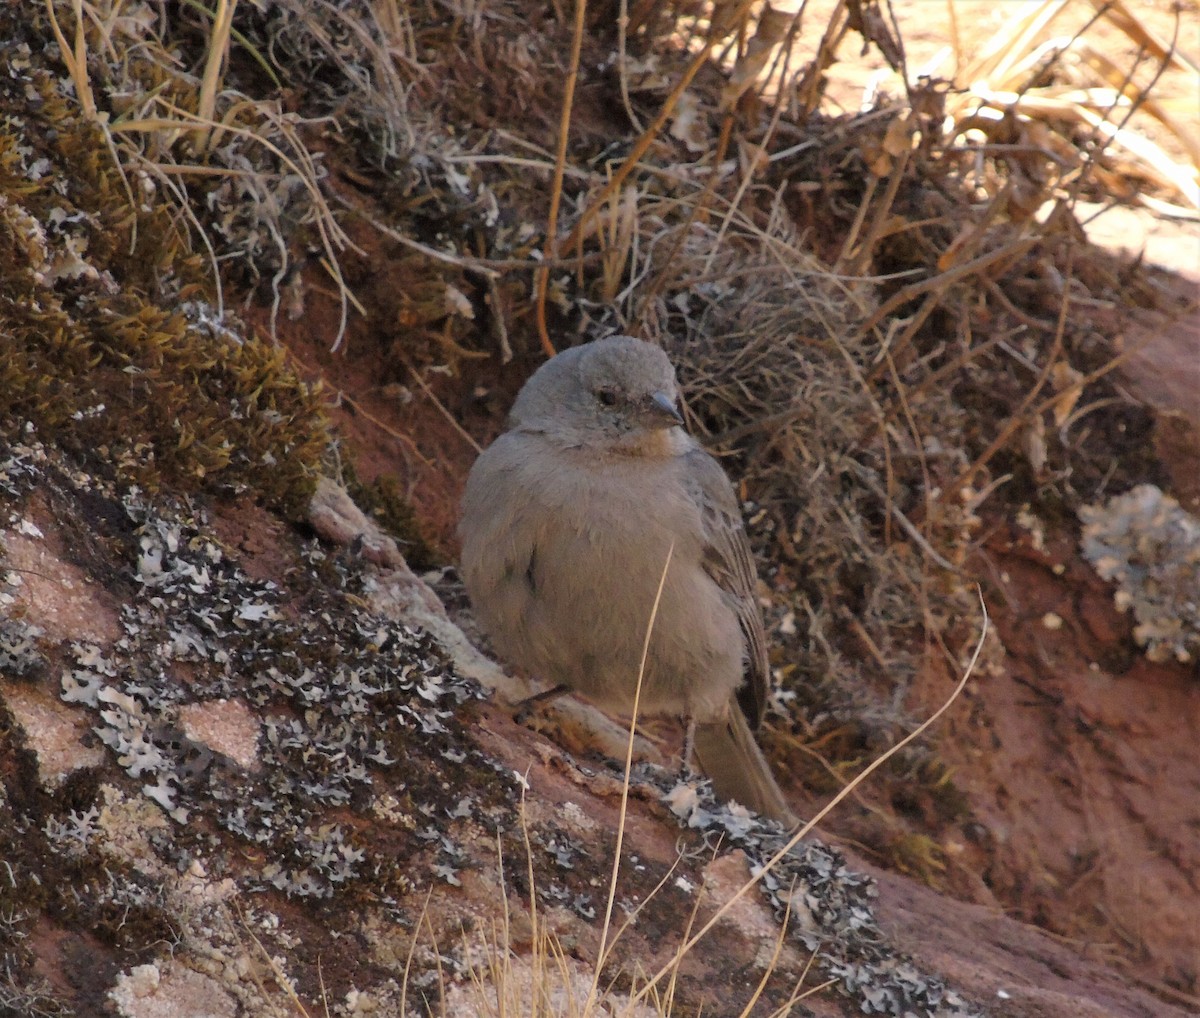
459, 335, 795, 825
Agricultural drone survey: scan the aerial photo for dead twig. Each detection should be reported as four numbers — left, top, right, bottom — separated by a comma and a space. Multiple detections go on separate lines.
535, 0, 589, 357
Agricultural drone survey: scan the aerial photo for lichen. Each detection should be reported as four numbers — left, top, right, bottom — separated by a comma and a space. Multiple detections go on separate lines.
0, 443, 510, 1009
0, 617, 48, 680
666, 783, 979, 1017
1080, 484, 1200, 665
50, 481, 489, 897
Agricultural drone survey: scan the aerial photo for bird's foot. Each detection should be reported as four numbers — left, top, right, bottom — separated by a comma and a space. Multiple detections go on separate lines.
679, 717, 698, 779
513, 683, 569, 725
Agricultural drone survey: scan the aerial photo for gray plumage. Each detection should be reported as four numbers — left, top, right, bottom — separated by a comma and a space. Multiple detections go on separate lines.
459, 335, 795, 824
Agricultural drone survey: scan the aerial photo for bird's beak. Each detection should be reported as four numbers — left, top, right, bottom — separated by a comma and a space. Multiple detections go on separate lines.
647, 390, 684, 428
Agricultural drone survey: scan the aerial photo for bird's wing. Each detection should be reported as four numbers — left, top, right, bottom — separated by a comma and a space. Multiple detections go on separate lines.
682, 447, 769, 727
459, 434, 541, 634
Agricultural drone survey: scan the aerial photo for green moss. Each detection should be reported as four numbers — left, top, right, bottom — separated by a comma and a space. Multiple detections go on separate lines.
887, 832, 948, 885
345, 470, 441, 571
0, 56, 331, 519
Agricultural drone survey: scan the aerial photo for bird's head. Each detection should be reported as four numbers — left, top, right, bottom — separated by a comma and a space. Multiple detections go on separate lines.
509, 336, 685, 452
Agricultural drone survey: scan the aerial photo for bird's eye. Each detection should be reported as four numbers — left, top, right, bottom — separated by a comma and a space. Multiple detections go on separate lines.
597, 389, 618, 407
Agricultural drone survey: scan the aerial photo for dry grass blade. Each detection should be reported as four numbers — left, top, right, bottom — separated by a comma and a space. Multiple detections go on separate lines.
42, 0, 97, 118
554, 0, 756, 262
958, 0, 1068, 87
850, 0, 1198, 233
180, 0, 282, 87
536, 0, 589, 357
856, 235, 1040, 363
584, 542, 673, 1015
406, 804, 673, 1017
721, 4, 798, 108
1089, 0, 1200, 76
1054, 94, 1199, 211
234, 899, 315, 1017
1076, 42, 1200, 168
41, 0, 365, 347
599, 184, 641, 308
733, 890, 801, 1017
794, 0, 853, 113
945, 246, 1073, 498
196, 0, 237, 153
109, 101, 359, 341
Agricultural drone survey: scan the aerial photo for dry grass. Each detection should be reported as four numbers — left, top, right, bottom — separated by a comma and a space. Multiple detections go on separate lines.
935, 0, 1199, 216
42, 0, 358, 342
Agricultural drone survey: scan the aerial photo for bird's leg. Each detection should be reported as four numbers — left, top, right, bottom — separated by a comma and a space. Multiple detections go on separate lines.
681, 716, 697, 777
513, 683, 569, 725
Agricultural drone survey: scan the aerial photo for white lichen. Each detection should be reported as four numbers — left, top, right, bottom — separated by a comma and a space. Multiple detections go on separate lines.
1080, 484, 1200, 665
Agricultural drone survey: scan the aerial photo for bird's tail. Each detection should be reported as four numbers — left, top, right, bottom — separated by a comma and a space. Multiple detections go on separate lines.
692, 707, 798, 828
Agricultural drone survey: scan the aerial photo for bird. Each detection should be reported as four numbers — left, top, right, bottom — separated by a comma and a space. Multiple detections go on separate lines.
459, 335, 795, 825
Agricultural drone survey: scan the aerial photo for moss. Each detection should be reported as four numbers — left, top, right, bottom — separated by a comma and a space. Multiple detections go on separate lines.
345, 469, 441, 571
0, 52, 332, 520
887, 832, 949, 885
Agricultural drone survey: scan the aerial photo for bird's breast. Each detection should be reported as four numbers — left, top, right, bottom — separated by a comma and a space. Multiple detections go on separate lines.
510, 453, 743, 716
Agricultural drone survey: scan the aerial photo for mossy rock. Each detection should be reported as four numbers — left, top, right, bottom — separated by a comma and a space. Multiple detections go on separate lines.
0, 51, 330, 518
